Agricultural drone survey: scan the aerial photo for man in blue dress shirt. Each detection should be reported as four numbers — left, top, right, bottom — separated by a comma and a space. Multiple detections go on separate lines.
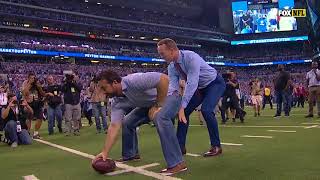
93, 70, 187, 175
157, 38, 226, 157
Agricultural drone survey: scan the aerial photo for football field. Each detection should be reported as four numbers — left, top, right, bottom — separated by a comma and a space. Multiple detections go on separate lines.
1, 106, 320, 180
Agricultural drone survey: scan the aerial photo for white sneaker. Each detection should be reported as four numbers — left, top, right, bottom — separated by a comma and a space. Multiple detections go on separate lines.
11, 142, 18, 148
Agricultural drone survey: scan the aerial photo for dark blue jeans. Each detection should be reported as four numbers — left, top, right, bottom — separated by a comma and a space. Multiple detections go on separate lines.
48, 105, 63, 134
92, 102, 108, 131
177, 75, 226, 148
275, 90, 290, 116
122, 94, 183, 168
4, 121, 32, 145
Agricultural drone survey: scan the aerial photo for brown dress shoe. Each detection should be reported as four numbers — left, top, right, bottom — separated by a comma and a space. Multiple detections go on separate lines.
160, 162, 187, 176
203, 146, 222, 157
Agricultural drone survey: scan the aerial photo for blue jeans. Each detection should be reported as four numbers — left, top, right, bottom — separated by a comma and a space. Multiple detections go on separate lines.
275, 90, 290, 116
177, 75, 226, 148
4, 121, 32, 145
92, 102, 108, 131
122, 94, 183, 168
48, 105, 63, 134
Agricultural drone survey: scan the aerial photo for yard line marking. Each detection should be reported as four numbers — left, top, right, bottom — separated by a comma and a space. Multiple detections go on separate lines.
23, 175, 39, 180
34, 139, 181, 180
301, 123, 320, 125
186, 153, 201, 157
241, 135, 273, 139
221, 142, 243, 146
106, 163, 160, 176
190, 125, 308, 128
304, 125, 318, 129
267, 130, 297, 133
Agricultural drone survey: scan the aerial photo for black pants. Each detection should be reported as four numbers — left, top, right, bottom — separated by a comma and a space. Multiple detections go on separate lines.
263, 95, 273, 109
297, 95, 305, 108
221, 96, 245, 122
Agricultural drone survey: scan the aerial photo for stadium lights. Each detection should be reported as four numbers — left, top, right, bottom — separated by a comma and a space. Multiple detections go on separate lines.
153, 38, 159, 41
140, 37, 146, 40
114, 35, 120, 38
84, 0, 88, 2
97, 2, 101, 5
91, 60, 99, 63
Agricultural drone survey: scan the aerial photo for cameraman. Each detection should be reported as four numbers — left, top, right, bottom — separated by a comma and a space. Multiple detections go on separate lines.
22, 72, 45, 139
89, 76, 108, 134
221, 72, 246, 124
45, 75, 63, 135
1, 93, 33, 147
62, 72, 82, 136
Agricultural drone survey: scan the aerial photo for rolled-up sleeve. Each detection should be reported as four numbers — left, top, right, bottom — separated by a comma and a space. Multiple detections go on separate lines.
110, 99, 125, 124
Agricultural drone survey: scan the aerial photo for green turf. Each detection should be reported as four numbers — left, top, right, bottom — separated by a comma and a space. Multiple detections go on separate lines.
1, 106, 320, 180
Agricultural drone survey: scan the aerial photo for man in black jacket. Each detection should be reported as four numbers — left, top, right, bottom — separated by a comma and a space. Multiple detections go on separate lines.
45, 75, 63, 135
62, 72, 82, 136
221, 72, 246, 123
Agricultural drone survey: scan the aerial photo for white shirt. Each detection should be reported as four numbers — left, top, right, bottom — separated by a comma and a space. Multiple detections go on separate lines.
0, 93, 8, 106
306, 69, 320, 87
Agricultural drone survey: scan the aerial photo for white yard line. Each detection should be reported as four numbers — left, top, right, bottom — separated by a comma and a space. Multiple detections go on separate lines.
23, 175, 39, 180
241, 135, 273, 139
267, 130, 297, 133
185, 153, 201, 157
221, 142, 243, 146
304, 125, 319, 129
106, 163, 160, 176
34, 139, 181, 180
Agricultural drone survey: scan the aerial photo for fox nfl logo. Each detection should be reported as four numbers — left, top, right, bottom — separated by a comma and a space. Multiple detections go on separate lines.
279, 9, 306, 17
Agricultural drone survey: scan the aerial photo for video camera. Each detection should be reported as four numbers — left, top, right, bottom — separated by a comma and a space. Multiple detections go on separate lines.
63, 70, 75, 83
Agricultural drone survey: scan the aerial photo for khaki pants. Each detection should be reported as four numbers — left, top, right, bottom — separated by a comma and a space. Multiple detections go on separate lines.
308, 86, 320, 116
64, 103, 81, 133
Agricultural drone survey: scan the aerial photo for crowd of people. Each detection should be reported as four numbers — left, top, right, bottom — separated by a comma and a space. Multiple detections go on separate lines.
0, 2, 222, 40
0, 32, 312, 64
6, 0, 207, 30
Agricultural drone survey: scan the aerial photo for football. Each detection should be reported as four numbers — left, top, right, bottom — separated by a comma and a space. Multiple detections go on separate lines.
92, 158, 116, 174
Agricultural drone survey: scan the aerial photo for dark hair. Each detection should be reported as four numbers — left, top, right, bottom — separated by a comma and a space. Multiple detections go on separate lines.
7, 93, 16, 100
157, 38, 178, 50
28, 72, 35, 77
97, 70, 122, 84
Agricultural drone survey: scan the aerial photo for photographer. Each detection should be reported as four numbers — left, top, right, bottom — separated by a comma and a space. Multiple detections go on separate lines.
89, 76, 108, 134
1, 93, 33, 148
221, 72, 246, 124
62, 72, 82, 136
22, 72, 45, 139
45, 75, 63, 135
